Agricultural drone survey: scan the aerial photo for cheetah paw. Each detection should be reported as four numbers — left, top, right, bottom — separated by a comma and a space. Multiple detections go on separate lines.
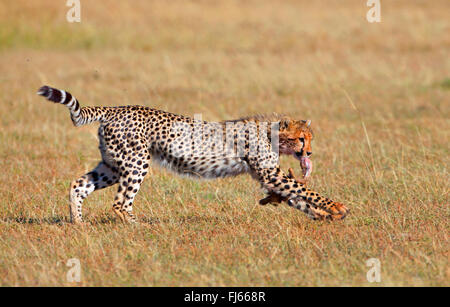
309, 202, 349, 221
288, 198, 349, 221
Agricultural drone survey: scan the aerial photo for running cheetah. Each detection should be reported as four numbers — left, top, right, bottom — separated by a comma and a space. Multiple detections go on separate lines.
37, 85, 349, 224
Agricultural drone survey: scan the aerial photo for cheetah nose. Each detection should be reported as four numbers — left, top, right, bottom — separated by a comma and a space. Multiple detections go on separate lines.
306, 151, 312, 157
295, 152, 302, 158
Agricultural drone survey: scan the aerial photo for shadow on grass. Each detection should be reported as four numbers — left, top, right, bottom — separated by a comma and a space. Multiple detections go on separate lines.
1, 215, 115, 226
2, 216, 68, 225
1, 214, 238, 226
140, 215, 237, 225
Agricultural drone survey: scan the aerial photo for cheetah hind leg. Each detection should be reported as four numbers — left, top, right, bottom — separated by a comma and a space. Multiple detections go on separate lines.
112, 160, 150, 224
112, 180, 137, 224
69, 162, 119, 224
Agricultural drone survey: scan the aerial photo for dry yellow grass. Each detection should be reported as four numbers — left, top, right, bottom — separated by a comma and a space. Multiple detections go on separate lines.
0, 0, 448, 286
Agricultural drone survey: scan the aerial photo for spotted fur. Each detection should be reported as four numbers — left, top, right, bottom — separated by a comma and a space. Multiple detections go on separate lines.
37, 85, 348, 223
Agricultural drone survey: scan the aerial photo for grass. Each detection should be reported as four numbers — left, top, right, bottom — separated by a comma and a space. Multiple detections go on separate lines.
0, 0, 448, 286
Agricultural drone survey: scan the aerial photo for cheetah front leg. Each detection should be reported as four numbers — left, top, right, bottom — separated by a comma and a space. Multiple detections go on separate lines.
257, 166, 349, 220
286, 198, 349, 221
259, 168, 306, 206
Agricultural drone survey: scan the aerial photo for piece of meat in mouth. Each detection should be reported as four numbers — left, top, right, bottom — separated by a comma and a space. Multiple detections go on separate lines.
300, 156, 312, 179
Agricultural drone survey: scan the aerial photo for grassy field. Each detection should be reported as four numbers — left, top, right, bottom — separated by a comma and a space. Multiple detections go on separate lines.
0, 0, 448, 286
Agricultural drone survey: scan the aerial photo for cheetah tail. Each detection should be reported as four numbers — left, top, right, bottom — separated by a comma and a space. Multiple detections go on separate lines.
37, 85, 108, 127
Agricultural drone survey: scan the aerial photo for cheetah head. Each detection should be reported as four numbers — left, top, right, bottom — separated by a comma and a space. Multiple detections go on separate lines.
278, 118, 314, 172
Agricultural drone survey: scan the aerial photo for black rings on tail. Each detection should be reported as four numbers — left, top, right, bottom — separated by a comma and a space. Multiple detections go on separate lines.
37, 85, 72, 104
37, 85, 82, 125
37, 85, 108, 127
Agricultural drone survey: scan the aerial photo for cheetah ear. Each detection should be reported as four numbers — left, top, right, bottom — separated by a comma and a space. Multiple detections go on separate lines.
306, 119, 311, 127
279, 118, 290, 129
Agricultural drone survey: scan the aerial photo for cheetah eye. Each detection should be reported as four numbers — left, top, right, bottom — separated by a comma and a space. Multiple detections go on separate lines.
299, 137, 304, 143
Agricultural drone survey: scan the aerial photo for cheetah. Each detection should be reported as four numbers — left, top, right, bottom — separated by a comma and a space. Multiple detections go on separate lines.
37, 85, 349, 224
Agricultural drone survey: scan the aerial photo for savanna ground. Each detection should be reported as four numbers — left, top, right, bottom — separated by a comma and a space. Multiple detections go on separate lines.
0, 0, 448, 286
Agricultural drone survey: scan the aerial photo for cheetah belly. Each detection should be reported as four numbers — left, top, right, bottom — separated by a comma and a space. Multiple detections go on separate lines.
200, 156, 251, 179
151, 150, 250, 179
